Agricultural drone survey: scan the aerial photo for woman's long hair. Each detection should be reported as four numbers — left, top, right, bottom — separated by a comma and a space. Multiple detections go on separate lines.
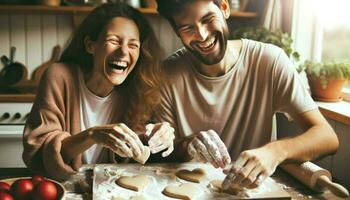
60, 3, 163, 131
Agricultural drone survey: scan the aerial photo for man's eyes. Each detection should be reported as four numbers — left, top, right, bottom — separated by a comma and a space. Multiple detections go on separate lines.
203, 16, 215, 24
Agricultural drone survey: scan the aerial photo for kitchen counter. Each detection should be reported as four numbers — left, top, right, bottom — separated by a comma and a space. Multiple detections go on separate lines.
0, 165, 348, 200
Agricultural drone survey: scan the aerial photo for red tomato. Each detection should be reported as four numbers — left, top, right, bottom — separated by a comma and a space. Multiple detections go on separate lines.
10, 179, 33, 200
0, 182, 10, 192
0, 191, 14, 200
32, 180, 57, 200
31, 175, 44, 186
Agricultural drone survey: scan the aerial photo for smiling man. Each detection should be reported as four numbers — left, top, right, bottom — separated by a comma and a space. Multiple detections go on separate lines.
154, 0, 339, 189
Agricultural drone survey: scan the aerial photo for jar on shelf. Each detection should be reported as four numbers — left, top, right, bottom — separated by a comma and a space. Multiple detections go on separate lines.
37, 0, 61, 6
141, 0, 156, 8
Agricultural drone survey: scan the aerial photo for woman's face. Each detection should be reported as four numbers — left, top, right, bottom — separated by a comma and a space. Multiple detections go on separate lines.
87, 17, 141, 87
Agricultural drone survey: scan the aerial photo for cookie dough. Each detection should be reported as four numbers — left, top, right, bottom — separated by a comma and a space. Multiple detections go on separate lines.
175, 168, 206, 183
115, 175, 150, 191
162, 183, 199, 200
111, 196, 147, 200
209, 180, 242, 195
133, 146, 150, 164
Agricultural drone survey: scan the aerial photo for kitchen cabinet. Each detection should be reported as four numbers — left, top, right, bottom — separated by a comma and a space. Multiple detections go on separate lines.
0, 4, 260, 84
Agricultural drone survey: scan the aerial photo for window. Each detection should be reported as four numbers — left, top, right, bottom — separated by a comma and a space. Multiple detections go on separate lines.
317, 0, 350, 100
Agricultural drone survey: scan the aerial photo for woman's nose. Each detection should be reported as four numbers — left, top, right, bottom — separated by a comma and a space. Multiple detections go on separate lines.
115, 45, 128, 56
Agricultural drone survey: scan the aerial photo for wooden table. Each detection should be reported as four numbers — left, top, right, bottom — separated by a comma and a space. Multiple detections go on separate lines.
0, 166, 348, 200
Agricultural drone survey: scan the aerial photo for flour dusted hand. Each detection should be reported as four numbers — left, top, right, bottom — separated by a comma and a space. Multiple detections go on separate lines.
88, 123, 145, 158
222, 146, 279, 189
145, 122, 175, 157
187, 130, 231, 168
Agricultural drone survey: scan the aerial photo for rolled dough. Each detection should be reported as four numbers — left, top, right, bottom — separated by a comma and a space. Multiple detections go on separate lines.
162, 182, 199, 200
133, 146, 150, 164
115, 175, 150, 191
209, 180, 242, 195
175, 168, 206, 183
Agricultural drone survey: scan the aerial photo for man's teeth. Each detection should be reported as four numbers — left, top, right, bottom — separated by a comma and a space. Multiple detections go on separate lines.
198, 36, 215, 49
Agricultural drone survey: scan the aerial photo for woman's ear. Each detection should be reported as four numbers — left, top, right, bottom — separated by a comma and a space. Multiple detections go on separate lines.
84, 36, 95, 54
220, 0, 231, 19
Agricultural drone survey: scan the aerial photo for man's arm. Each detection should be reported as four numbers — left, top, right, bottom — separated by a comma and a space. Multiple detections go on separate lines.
276, 109, 338, 162
222, 109, 339, 189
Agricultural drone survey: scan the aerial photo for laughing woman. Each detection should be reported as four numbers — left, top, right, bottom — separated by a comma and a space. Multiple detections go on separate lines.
23, 3, 174, 180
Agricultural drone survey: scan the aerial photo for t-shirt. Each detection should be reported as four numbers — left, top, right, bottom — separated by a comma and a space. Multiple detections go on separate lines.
155, 39, 317, 160
78, 69, 120, 164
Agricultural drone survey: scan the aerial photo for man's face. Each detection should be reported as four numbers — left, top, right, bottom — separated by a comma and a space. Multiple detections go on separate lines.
173, 0, 230, 65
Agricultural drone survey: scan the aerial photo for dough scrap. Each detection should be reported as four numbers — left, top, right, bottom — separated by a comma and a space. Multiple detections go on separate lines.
133, 146, 150, 164
115, 175, 150, 192
209, 180, 242, 195
175, 168, 206, 183
130, 196, 147, 200
162, 183, 199, 200
112, 196, 146, 200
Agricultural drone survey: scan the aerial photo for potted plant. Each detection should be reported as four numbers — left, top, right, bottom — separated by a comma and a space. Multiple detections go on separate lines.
299, 60, 350, 102
230, 26, 300, 63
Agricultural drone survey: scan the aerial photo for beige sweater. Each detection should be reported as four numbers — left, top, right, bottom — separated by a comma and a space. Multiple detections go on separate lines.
22, 63, 122, 180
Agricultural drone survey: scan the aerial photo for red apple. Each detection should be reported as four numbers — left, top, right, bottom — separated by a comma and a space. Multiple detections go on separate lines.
31, 175, 44, 186
0, 192, 14, 200
10, 179, 33, 200
32, 180, 57, 200
0, 182, 10, 192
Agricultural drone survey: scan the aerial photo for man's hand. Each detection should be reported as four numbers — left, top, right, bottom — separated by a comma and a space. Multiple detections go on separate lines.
222, 146, 281, 189
187, 130, 231, 168
145, 122, 175, 157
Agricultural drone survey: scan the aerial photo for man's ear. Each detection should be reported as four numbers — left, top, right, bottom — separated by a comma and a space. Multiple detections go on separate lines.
220, 0, 231, 19
84, 36, 95, 54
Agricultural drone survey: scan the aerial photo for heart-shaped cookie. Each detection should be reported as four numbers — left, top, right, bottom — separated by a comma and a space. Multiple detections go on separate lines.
175, 168, 206, 183
115, 175, 150, 191
209, 180, 241, 195
163, 183, 199, 200
133, 146, 150, 164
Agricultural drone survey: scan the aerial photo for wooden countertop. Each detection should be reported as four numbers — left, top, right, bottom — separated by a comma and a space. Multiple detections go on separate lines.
0, 166, 347, 200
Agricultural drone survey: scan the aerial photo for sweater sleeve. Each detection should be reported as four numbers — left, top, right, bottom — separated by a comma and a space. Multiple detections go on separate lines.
22, 64, 80, 181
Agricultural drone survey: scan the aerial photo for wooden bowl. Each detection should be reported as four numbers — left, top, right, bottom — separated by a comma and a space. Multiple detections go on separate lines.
0, 177, 65, 200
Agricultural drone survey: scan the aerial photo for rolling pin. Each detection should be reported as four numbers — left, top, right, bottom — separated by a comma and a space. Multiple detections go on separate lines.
281, 162, 349, 198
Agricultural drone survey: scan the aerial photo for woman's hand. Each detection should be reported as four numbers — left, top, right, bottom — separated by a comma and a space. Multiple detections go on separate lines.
187, 130, 231, 168
145, 122, 175, 157
88, 123, 145, 158
222, 146, 281, 189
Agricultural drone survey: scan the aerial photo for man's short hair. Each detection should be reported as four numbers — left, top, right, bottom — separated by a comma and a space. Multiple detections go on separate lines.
156, 0, 223, 28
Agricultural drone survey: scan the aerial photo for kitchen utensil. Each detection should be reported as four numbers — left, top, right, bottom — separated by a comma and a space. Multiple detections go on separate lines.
0, 47, 27, 85
281, 162, 349, 198
32, 45, 61, 82
0, 55, 10, 67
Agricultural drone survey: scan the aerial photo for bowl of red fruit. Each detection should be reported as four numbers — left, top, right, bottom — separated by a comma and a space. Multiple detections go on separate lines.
0, 175, 65, 200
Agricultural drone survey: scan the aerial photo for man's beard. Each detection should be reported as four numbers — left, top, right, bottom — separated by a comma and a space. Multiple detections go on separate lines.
186, 28, 229, 65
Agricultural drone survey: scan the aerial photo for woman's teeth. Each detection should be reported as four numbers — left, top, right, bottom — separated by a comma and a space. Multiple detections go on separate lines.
109, 61, 128, 70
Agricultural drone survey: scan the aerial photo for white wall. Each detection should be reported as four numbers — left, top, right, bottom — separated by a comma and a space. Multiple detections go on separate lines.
0, 13, 182, 79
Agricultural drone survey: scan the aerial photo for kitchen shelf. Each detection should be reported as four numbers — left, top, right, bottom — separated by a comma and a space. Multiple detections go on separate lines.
0, 5, 258, 17
0, 94, 35, 102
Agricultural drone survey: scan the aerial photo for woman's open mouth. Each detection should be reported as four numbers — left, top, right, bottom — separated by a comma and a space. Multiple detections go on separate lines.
108, 60, 128, 74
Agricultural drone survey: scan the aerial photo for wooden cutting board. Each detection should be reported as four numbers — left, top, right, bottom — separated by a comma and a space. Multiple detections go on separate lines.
92, 163, 291, 200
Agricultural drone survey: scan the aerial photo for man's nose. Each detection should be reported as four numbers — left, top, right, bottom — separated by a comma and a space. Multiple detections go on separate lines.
194, 25, 208, 41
